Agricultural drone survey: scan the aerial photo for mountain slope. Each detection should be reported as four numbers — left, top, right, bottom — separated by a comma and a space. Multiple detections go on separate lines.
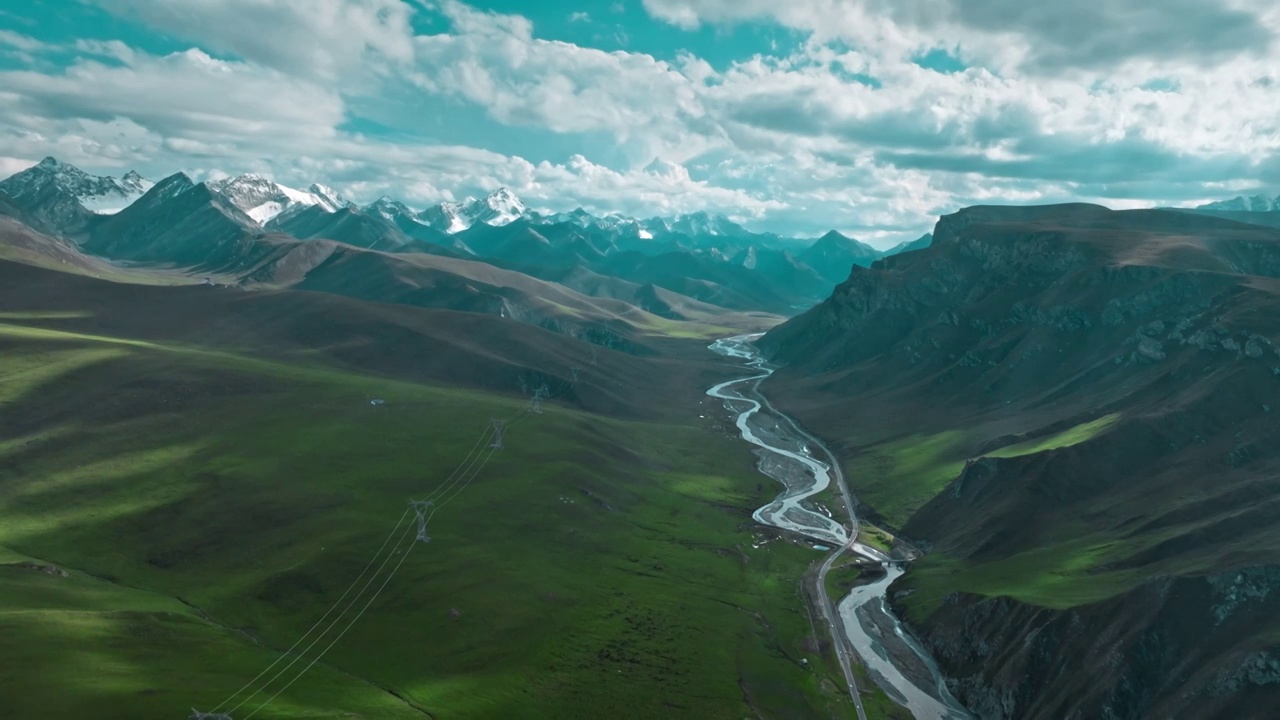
83, 172, 263, 269
797, 230, 884, 285
231, 235, 757, 352
884, 233, 934, 257
1178, 208, 1280, 232
0, 157, 151, 236
0, 211, 104, 273
270, 204, 412, 251
758, 203, 1280, 719
416, 188, 526, 233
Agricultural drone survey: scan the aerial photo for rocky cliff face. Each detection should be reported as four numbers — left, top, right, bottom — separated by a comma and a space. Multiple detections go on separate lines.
897, 566, 1280, 719
758, 203, 1280, 718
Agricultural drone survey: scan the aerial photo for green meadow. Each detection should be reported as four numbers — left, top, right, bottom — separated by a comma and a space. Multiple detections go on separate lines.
0, 317, 863, 719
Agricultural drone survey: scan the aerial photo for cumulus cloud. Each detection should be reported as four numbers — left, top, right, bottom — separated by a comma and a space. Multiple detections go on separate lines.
0, 30, 47, 53
642, 0, 1276, 72
0, 49, 343, 149
92, 0, 416, 80
4, 0, 1280, 246
410, 0, 718, 164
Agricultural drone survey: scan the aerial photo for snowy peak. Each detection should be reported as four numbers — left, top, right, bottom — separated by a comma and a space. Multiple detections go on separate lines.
366, 195, 416, 222
1199, 194, 1280, 213
0, 156, 153, 215
646, 211, 746, 238
418, 188, 527, 234
206, 173, 342, 224
483, 187, 525, 220
308, 183, 350, 211
127, 172, 203, 213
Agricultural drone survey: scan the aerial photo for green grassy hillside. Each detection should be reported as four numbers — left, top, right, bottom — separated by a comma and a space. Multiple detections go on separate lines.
0, 305, 857, 719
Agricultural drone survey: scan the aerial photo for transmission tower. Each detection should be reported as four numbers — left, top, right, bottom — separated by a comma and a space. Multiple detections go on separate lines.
489, 418, 507, 449
410, 499, 434, 543
531, 385, 548, 414
570, 366, 581, 385
189, 710, 232, 720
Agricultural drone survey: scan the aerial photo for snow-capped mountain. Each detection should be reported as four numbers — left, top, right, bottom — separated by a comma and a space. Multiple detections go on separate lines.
1198, 194, 1280, 212
532, 207, 654, 237
309, 183, 350, 211
206, 174, 346, 225
0, 156, 152, 215
418, 188, 528, 234
365, 195, 418, 224
0, 159, 793, 252
642, 211, 749, 238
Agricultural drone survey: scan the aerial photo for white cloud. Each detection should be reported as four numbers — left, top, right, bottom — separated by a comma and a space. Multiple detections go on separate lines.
411, 0, 720, 164
93, 0, 416, 81
1, 49, 344, 150
641, 0, 1277, 74
569, 11, 590, 23
5, 0, 1280, 246
0, 30, 47, 53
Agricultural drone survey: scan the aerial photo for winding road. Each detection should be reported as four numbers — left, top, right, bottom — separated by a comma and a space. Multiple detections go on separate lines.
708, 334, 972, 720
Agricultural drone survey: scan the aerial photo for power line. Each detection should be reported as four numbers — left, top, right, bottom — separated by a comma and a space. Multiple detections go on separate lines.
207, 507, 413, 715
198, 380, 572, 718
242, 446, 501, 719
223, 519, 419, 716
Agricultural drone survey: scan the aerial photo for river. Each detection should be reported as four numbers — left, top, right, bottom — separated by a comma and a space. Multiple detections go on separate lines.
707, 334, 972, 720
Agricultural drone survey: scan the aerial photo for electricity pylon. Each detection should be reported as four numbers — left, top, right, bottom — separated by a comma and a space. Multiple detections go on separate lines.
489, 418, 507, 449
410, 499, 434, 543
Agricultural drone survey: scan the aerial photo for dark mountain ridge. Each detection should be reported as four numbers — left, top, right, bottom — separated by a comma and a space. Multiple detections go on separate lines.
758, 203, 1280, 719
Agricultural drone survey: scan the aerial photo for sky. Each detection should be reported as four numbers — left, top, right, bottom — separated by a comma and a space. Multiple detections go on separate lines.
1, 1, 1279, 246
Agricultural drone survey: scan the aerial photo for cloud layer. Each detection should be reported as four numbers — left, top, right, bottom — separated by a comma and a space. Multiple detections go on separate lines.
2, 0, 1278, 245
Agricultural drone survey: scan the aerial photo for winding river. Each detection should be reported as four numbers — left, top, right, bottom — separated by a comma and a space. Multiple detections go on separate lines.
708, 334, 972, 720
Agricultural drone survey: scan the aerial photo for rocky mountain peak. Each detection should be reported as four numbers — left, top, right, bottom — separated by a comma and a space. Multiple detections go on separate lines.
206, 173, 341, 224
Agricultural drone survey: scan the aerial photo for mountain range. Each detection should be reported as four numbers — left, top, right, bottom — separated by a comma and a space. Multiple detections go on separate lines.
1199, 193, 1280, 213
0, 158, 929, 323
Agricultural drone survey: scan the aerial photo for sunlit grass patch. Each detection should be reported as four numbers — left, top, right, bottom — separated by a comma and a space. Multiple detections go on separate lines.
0, 311, 94, 320
899, 537, 1142, 617
846, 431, 971, 528
988, 413, 1121, 459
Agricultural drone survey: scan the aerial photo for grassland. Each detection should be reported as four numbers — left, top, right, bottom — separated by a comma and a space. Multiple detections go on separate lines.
843, 432, 970, 529
844, 413, 1123, 530
896, 538, 1145, 618
833, 413, 1137, 619
0, 310, 870, 719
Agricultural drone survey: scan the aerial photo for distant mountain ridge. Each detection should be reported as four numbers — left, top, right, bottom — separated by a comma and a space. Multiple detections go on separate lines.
0, 157, 153, 236
1199, 193, 1280, 213
0, 157, 905, 316
0, 157, 152, 214
0, 157, 899, 252
206, 173, 349, 224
